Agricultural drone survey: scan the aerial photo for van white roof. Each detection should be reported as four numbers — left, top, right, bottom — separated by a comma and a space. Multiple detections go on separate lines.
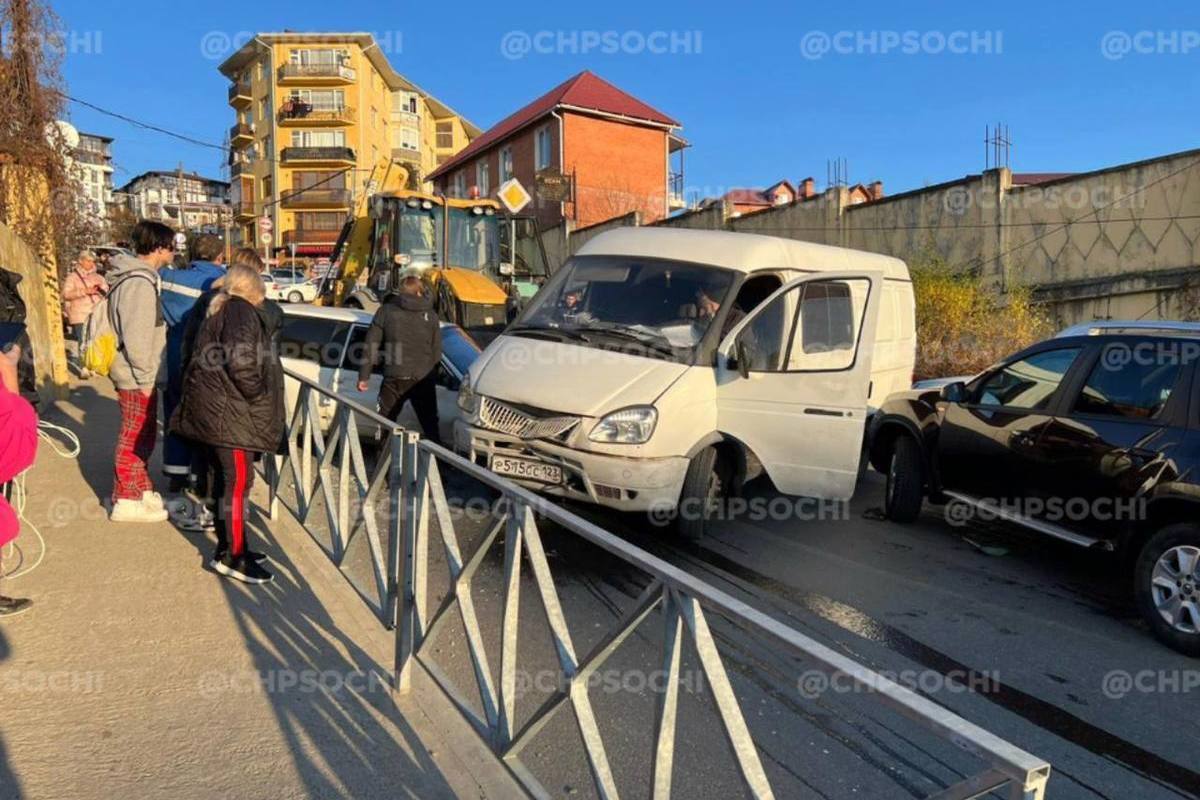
574, 227, 910, 281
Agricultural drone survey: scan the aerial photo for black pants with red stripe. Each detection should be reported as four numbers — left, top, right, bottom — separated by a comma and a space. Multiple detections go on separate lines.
208, 446, 255, 558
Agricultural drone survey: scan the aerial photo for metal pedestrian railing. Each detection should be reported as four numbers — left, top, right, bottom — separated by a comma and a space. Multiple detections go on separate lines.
264, 370, 1052, 800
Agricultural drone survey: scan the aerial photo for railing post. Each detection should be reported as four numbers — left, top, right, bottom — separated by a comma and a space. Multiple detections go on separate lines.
394, 430, 422, 695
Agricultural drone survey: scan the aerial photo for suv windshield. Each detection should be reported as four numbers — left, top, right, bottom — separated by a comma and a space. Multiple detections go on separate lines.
513, 255, 736, 363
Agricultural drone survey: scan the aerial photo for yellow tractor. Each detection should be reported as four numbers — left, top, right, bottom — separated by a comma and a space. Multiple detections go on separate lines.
318, 159, 550, 339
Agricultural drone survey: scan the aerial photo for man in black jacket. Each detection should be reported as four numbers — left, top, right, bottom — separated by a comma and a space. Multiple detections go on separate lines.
356, 269, 442, 444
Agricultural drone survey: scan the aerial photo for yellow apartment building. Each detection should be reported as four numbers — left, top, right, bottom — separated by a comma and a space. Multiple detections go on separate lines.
218, 32, 478, 258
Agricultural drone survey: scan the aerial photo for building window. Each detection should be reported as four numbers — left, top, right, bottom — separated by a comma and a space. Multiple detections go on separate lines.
290, 130, 346, 147
436, 121, 454, 149
476, 160, 490, 195
296, 211, 343, 230
288, 89, 345, 111
393, 91, 419, 114
289, 48, 347, 66
259, 98, 269, 122
394, 127, 419, 151
499, 146, 513, 182
535, 125, 552, 171
452, 172, 466, 198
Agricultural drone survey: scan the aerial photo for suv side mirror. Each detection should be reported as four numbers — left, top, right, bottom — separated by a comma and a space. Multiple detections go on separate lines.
940, 381, 967, 403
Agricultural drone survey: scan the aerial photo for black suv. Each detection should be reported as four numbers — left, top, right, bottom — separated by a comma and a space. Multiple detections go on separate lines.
869, 322, 1200, 655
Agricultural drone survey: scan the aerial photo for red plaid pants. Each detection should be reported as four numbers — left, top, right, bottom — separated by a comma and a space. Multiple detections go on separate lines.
113, 388, 158, 501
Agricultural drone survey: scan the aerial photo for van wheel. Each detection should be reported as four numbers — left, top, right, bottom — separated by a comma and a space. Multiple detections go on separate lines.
287, 290, 304, 303
1135, 524, 1200, 656
676, 446, 729, 542
884, 435, 924, 523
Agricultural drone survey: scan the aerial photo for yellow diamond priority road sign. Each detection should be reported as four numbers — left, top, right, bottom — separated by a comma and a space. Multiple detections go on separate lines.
498, 178, 532, 214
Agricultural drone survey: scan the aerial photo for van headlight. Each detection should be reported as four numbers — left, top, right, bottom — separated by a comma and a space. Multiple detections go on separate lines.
589, 406, 657, 444
457, 375, 480, 420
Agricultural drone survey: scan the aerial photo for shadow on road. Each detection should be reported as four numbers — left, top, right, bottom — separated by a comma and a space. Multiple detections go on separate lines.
205, 503, 454, 799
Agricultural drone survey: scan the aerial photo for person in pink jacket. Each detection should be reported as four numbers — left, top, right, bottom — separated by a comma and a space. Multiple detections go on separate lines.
0, 345, 38, 615
61, 250, 108, 375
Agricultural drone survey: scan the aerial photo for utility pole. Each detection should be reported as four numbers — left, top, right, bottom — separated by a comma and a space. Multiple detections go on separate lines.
176, 162, 188, 237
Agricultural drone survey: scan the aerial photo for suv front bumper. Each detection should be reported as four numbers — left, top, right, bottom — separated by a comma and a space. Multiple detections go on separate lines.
454, 421, 688, 512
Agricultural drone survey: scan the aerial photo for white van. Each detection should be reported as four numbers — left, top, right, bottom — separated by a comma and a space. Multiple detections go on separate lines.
454, 228, 915, 537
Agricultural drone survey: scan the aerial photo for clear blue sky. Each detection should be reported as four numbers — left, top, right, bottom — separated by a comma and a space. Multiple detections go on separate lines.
53, 0, 1198, 197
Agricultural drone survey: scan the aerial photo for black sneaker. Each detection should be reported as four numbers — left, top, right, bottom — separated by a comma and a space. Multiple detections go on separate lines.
211, 553, 273, 585
0, 596, 32, 615
211, 546, 268, 565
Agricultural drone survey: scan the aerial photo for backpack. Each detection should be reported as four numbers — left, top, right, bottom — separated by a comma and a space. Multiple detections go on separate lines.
81, 273, 152, 376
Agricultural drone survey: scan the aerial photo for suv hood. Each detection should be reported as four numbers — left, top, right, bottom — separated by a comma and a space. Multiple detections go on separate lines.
471, 335, 688, 417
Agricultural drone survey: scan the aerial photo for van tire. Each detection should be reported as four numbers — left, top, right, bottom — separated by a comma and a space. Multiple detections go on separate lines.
287, 290, 304, 303
884, 435, 923, 523
1134, 524, 1200, 657
676, 446, 728, 542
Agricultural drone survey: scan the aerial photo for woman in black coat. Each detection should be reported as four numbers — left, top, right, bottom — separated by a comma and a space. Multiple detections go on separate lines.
173, 263, 284, 585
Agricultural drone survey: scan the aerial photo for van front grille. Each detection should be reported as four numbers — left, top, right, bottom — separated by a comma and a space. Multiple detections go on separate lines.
478, 397, 579, 441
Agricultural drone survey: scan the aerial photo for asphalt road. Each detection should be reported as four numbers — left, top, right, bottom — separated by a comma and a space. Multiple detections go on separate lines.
316, 463, 1200, 799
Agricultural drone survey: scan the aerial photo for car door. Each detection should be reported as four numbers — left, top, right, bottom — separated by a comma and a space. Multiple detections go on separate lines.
1038, 337, 1194, 540
716, 271, 883, 500
936, 345, 1085, 501
339, 322, 385, 437
279, 314, 351, 429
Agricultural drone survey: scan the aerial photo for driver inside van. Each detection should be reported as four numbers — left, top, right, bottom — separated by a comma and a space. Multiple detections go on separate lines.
696, 283, 745, 339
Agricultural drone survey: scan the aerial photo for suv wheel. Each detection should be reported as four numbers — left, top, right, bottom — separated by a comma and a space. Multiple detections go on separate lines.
676, 446, 730, 542
1135, 524, 1200, 656
287, 290, 304, 303
884, 435, 924, 523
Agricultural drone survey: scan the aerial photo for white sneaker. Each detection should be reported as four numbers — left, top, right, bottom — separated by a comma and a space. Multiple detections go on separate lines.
110, 498, 169, 523
142, 491, 166, 510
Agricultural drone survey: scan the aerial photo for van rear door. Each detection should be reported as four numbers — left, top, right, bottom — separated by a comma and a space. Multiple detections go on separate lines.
715, 271, 883, 500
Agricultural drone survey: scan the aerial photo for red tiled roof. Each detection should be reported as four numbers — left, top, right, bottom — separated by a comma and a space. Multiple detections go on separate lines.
723, 188, 773, 206
427, 71, 678, 182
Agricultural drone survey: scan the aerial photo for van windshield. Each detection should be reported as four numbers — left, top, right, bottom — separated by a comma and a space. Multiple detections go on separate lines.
512, 255, 736, 363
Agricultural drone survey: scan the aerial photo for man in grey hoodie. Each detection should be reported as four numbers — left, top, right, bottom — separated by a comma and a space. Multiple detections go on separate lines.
107, 221, 174, 523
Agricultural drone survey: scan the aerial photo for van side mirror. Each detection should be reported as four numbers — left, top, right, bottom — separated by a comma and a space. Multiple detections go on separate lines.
734, 340, 751, 379
940, 381, 967, 403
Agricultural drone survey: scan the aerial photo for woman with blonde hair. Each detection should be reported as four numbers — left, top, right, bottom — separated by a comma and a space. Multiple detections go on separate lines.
172, 259, 285, 584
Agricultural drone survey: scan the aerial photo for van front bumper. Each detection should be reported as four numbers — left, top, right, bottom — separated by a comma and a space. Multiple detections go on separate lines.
454, 421, 688, 512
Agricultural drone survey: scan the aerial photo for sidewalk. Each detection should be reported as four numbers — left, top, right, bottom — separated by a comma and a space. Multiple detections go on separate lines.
0, 377, 520, 800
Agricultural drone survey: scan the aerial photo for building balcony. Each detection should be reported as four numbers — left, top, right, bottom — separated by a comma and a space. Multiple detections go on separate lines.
280, 146, 356, 165
280, 188, 351, 209
390, 147, 422, 166
282, 229, 342, 247
230, 159, 251, 177
277, 105, 355, 126
229, 123, 255, 148
233, 201, 257, 220
668, 171, 685, 209
228, 81, 252, 108
276, 63, 356, 84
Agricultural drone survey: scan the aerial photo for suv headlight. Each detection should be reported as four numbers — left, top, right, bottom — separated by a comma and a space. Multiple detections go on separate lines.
457, 374, 480, 419
589, 406, 657, 444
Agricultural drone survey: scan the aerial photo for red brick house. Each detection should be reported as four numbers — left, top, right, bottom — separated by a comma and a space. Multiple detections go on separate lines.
428, 71, 685, 229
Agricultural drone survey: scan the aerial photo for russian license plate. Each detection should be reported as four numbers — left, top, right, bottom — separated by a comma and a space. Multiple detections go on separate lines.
490, 455, 563, 484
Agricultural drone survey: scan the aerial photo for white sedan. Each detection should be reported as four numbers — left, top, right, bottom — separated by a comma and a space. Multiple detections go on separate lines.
278, 304, 479, 443
265, 269, 319, 304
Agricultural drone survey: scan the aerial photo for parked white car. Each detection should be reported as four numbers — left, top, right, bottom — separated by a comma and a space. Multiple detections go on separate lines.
455, 227, 916, 538
279, 305, 479, 443
266, 268, 319, 304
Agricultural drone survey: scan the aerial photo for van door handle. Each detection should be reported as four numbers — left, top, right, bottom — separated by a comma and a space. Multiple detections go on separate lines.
804, 408, 847, 418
